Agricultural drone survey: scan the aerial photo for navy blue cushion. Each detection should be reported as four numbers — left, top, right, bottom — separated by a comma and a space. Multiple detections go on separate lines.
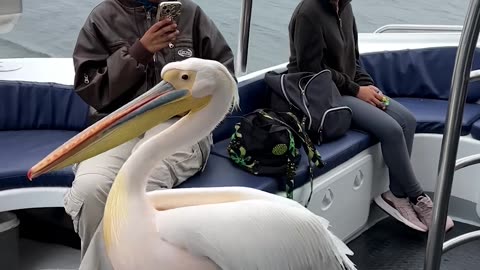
470, 120, 480, 140
0, 130, 77, 191
395, 97, 480, 135
0, 80, 90, 131
177, 154, 278, 193
360, 47, 480, 103
212, 79, 270, 143
210, 130, 374, 190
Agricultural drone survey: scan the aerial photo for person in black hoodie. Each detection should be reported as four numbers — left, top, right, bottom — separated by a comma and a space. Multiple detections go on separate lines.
287, 0, 454, 232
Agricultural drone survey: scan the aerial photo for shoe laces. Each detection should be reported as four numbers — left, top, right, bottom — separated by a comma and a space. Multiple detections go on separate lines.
414, 196, 433, 220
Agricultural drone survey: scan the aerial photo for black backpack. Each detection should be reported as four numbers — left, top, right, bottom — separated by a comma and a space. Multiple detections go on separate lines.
227, 109, 325, 207
265, 69, 352, 144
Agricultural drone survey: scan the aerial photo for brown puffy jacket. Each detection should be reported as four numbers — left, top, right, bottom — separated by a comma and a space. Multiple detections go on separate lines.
73, 0, 235, 118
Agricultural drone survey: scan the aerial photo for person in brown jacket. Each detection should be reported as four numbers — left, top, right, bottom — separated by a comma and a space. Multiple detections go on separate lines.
64, 0, 235, 269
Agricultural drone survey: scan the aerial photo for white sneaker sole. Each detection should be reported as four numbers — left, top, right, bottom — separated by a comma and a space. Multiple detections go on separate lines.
374, 195, 428, 232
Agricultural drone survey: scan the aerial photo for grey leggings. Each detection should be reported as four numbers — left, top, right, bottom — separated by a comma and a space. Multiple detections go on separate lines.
341, 96, 423, 198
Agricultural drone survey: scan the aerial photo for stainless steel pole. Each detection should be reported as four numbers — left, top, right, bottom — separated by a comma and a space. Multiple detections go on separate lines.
235, 0, 253, 76
424, 0, 480, 269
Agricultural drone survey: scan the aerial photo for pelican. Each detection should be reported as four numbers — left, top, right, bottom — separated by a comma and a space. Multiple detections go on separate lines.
27, 58, 356, 270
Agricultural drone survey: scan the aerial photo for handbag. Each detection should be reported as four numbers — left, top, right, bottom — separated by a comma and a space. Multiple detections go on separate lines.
265, 69, 352, 144
227, 109, 324, 207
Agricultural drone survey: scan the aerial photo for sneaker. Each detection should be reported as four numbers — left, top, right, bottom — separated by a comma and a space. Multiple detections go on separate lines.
412, 195, 454, 232
374, 191, 428, 232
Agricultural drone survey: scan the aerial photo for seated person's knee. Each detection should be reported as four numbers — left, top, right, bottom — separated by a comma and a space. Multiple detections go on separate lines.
404, 109, 417, 129
64, 173, 113, 234
66, 173, 113, 211
381, 121, 404, 140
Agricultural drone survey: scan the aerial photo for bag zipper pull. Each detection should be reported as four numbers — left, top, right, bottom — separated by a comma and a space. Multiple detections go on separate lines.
300, 86, 309, 107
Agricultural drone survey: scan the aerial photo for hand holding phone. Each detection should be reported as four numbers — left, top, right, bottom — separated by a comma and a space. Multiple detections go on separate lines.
140, 19, 179, 53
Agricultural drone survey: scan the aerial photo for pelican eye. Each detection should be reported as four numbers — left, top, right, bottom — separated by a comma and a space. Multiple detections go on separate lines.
181, 74, 189, 80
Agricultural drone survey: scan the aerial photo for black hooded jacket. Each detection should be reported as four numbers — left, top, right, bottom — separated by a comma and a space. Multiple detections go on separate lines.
287, 0, 374, 96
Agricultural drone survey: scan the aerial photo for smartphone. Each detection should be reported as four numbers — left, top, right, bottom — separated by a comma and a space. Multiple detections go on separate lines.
156, 1, 182, 22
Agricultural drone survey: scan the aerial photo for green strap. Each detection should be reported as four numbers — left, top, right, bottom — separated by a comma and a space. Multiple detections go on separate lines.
283, 112, 324, 207
258, 110, 325, 207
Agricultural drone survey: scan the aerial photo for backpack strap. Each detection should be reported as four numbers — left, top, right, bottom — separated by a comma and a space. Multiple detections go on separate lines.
258, 109, 325, 207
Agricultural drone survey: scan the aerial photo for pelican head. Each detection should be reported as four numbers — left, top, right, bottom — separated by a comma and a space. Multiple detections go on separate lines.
27, 57, 239, 179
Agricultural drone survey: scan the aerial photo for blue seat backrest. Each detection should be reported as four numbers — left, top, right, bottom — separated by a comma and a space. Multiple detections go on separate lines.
359, 47, 480, 103
0, 80, 90, 131
212, 78, 270, 143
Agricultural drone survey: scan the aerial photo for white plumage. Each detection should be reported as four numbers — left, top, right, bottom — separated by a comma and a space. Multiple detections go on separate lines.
153, 193, 355, 270
29, 57, 357, 270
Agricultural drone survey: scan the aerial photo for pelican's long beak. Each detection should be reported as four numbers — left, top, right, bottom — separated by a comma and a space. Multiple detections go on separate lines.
28, 71, 211, 180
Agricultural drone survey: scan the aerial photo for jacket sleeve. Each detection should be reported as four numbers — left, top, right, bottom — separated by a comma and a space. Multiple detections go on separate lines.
193, 6, 236, 81
291, 14, 360, 96
72, 24, 153, 113
352, 17, 374, 86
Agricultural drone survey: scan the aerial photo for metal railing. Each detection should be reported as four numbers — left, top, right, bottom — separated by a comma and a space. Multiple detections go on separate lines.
235, 0, 253, 76
374, 24, 463, 34
424, 0, 480, 269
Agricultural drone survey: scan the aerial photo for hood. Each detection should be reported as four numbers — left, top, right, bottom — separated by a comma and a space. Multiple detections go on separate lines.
321, 0, 351, 13
117, 0, 142, 7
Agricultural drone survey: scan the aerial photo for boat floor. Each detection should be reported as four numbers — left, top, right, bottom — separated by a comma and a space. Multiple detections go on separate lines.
20, 238, 80, 270
15, 210, 480, 269
348, 217, 480, 270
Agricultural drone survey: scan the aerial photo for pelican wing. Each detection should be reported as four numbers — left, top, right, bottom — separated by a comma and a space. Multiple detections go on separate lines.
146, 186, 308, 211
154, 199, 356, 270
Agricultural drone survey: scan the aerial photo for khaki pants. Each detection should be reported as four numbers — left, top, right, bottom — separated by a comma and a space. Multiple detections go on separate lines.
63, 119, 212, 269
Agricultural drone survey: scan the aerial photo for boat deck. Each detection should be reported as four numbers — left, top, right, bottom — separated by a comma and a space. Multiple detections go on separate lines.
16, 208, 480, 270
349, 217, 480, 269
20, 238, 79, 270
